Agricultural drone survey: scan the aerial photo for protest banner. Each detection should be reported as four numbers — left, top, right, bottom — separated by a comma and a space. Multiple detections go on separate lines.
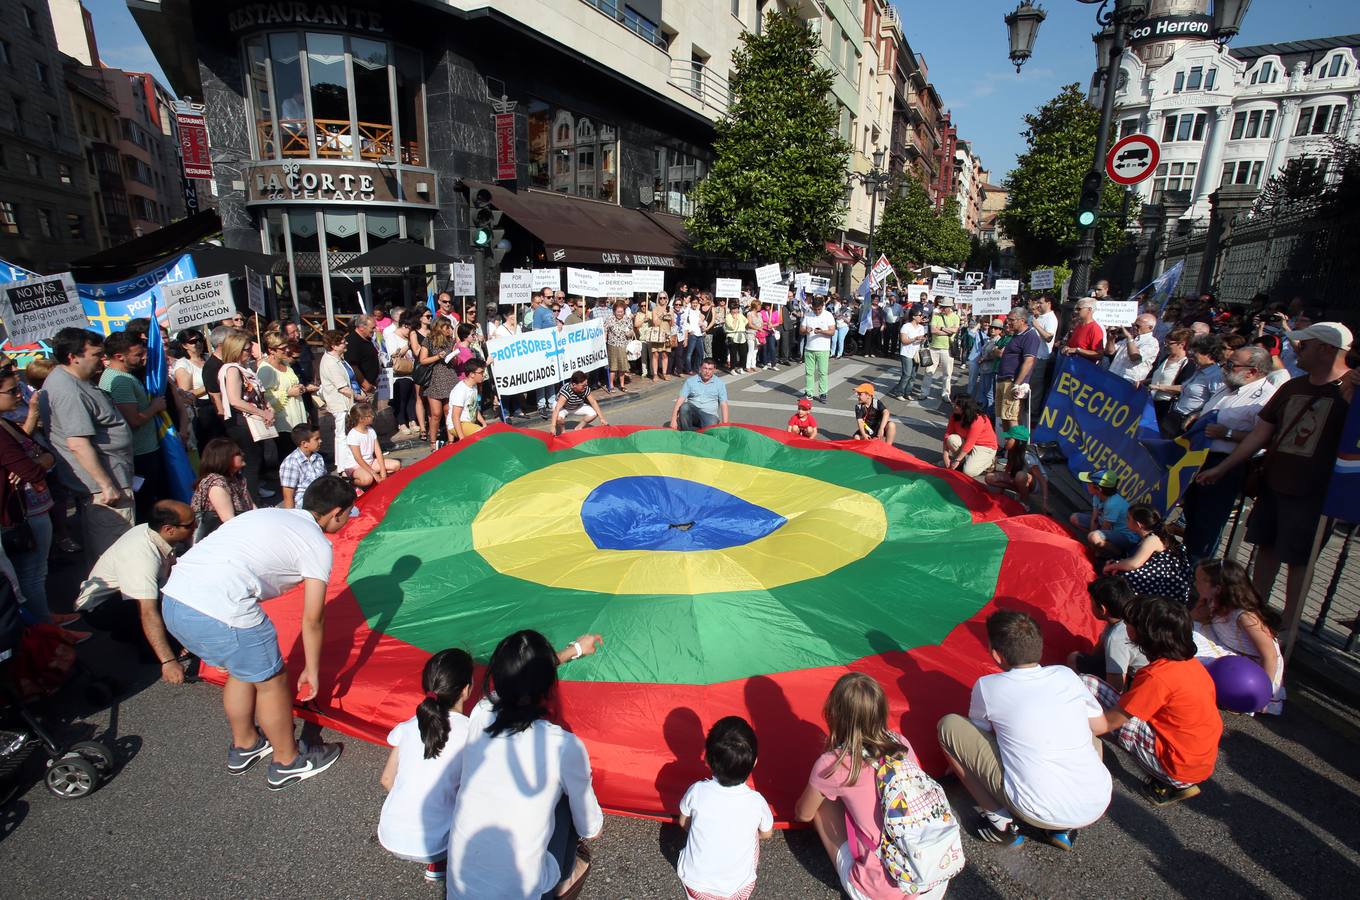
970, 289, 1010, 316
807, 276, 830, 296
531, 268, 561, 293
995, 278, 1020, 298
930, 276, 958, 298
485, 318, 606, 396
869, 254, 894, 288
246, 270, 268, 315
164, 275, 235, 331
498, 270, 532, 305
452, 262, 476, 297
1094, 300, 1139, 330
1029, 269, 1056, 290
631, 269, 665, 293
715, 278, 742, 299
1324, 400, 1360, 522
600, 272, 634, 297
759, 284, 789, 306
1034, 355, 1211, 513
794, 273, 811, 290
0, 273, 88, 345
754, 263, 782, 287
567, 268, 602, 298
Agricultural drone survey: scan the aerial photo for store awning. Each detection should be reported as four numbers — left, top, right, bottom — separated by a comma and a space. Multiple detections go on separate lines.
824, 241, 855, 264
69, 210, 223, 281
463, 182, 687, 268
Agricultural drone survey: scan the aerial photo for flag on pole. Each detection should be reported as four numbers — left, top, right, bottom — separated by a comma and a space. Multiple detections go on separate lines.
1127, 260, 1184, 313
145, 301, 197, 502
856, 277, 874, 335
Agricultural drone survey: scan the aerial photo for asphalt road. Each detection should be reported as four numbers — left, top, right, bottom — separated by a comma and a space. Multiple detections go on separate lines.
4, 353, 1359, 899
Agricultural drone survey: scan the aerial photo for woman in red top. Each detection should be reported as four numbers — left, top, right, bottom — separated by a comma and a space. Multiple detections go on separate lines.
942, 396, 999, 477
1083, 595, 1222, 806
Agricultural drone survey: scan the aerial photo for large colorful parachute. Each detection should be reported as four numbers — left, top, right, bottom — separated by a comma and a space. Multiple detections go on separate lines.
202, 425, 1099, 820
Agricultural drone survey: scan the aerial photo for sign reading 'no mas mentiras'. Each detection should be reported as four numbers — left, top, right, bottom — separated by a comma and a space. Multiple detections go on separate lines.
0, 273, 89, 345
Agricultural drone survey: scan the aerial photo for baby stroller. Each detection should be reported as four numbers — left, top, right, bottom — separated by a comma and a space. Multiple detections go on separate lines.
0, 576, 116, 802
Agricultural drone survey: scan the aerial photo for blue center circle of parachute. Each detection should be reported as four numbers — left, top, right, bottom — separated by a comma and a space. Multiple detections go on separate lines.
580, 475, 787, 551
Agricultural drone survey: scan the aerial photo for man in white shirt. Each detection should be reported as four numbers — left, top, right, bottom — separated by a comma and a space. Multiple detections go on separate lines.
1028, 294, 1059, 405
160, 475, 357, 790
1179, 345, 1278, 562
1107, 313, 1160, 386
937, 610, 1111, 848
800, 296, 837, 402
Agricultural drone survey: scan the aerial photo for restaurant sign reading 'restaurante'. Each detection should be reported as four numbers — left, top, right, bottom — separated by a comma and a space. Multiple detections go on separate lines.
246, 162, 436, 207
228, 2, 385, 34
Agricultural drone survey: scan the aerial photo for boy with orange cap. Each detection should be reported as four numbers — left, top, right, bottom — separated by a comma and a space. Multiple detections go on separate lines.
852, 383, 896, 444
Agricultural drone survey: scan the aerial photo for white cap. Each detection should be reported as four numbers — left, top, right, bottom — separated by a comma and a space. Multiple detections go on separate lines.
1286, 322, 1354, 351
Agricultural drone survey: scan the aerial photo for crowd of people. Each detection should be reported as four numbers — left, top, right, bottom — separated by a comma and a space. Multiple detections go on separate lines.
0, 266, 1353, 899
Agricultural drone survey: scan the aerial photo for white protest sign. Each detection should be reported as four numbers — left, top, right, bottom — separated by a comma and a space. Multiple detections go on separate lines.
246, 271, 267, 315
930, 276, 958, 298
869, 254, 894, 287
794, 273, 811, 290
631, 269, 665, 294
1094, 300, 1139, 329
970, 289, 1011, 316
754, 263, 782, 287
498, 270, 532, 305
531, 268, 561, 293
164, 275, 235, 331
715, 278, 742, 299
567, 268, 602, 298
452, 262, 476, 297
1029, 269, 1056, 290
807, 276, 831, 296
486, 319, 606, 396
0, 272, 87, 345
994, 278, 1020, 298
759, 283, 789, 306
600, 272, 634, 298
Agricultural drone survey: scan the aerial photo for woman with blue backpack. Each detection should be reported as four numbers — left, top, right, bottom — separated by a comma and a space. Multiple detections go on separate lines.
795, 673, 961, 899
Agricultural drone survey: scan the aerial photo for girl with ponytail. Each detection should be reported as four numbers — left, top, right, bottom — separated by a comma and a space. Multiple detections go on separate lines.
1102, 504, 1194, 605
377, 648, 473, 882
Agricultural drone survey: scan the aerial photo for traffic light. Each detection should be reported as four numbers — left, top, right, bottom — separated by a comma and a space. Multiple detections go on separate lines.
470, 188, 504, 251
1075, 169, 1103, 229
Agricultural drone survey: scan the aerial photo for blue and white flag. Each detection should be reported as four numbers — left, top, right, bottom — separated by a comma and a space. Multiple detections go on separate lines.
1128, 260, 1184, 314
856, 277, 874, 335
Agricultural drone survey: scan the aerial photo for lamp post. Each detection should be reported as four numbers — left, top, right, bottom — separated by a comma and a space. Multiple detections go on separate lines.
849, 147, 892, 291
1005, 0, 1252, 298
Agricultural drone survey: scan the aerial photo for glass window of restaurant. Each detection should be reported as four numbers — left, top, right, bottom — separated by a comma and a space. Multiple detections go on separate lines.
242, 30, 425, 165
526, 99, 618, 202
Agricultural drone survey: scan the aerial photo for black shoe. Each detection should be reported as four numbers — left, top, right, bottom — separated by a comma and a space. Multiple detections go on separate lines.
818, 394, 827, 403
266, 740, 342, 791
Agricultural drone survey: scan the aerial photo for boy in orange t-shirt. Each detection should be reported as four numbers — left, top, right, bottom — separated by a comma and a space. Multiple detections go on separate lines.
786, 398, 818, 439
1082, 595, 1222, 805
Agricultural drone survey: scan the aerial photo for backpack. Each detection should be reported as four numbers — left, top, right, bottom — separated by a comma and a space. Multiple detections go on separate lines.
874, 750, 965, 893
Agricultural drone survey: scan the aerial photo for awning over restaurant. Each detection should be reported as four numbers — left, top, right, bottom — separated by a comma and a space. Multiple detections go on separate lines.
824, 241, 855, 264
69, 210, 223, 281
463, 181, 688, 268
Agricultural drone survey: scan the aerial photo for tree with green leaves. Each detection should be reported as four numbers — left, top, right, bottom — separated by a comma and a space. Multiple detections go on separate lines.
999, 84, 1127, 271
873, 177, 936, 270
1253, 156, 1327, 216
934, 199, 972, 268
968, 236, 1001, 272
687, 12, 850, 265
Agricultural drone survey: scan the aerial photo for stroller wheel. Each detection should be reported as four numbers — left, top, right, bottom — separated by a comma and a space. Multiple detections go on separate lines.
69, 740, 115, 774
45, 755, 100, 798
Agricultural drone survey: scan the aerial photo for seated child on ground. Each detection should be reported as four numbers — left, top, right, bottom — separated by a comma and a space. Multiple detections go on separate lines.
1068, 469, 1138, 557
1191, 558, 1285, 714
984, 425, 1048, 512
1067, 576, 1147, 692
787, 397, 819, 439
1083, 595, 1223, 806
937, 611, 1111, 850
378, 649, 473, 882
677, 716, 773, 900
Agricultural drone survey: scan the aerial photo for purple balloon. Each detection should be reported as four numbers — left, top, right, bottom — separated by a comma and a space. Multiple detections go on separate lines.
1208, 655, 1273, 713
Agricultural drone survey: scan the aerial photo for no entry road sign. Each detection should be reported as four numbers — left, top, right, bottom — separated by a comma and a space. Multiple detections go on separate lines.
1106, 134, 1160, 186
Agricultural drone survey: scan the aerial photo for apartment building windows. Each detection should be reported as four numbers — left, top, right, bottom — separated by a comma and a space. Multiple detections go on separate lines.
1230, 108, 1275, 140
37, 208, 55, 238
0, 201, 17, 234
25, 153, 40, 178
1295, 104, 1346, 136
1150, 161, 1197, 202
1161, 112, 1207, 143
1220, 159, 1264, 187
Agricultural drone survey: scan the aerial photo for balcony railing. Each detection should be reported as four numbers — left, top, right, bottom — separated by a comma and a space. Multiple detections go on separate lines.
668, 60, 731, 117
257, 119, 422, 165
580, 0, 669, 51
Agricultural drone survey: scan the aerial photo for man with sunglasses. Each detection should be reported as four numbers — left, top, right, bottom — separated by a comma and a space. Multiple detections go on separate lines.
435, 291, 461, 328
75, 500, 198, 684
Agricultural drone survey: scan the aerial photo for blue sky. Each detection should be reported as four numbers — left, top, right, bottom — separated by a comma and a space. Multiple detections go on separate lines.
88, 0, 1359, 179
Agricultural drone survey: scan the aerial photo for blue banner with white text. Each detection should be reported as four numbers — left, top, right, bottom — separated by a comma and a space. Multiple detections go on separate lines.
1035, 355, 1212, 514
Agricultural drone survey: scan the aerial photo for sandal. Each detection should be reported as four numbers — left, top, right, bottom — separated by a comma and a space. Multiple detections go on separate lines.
1142, 779, 1200, 806
555, 841, 592, 899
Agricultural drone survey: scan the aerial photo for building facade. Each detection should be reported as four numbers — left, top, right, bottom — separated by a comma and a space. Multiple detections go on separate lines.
1101, 33, 1360, 222
0, 0, 102, 273
844, 0, 895, 270
888, 39, 944, 201
952, 139, 987, 234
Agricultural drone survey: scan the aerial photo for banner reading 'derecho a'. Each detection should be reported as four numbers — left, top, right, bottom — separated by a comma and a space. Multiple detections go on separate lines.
164, 275, 235, 331
486, 319, 606, 396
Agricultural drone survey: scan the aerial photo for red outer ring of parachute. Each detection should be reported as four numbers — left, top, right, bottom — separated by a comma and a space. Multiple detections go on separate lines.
200, 424, 1096, 823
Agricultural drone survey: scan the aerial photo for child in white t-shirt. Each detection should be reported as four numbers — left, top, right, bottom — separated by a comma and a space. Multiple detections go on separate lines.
343, 402, 400, 487
677, 716, 774, 900
378, 649, 473, 882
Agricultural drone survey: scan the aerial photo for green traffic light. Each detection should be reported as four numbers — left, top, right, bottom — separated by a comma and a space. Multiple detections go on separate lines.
473, 227, 492, 247
1076, 209, 1098, 228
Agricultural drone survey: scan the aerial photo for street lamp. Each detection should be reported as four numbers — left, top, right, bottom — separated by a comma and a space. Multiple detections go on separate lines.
1004, 0, 1248, 296
849, 147, 892, 291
